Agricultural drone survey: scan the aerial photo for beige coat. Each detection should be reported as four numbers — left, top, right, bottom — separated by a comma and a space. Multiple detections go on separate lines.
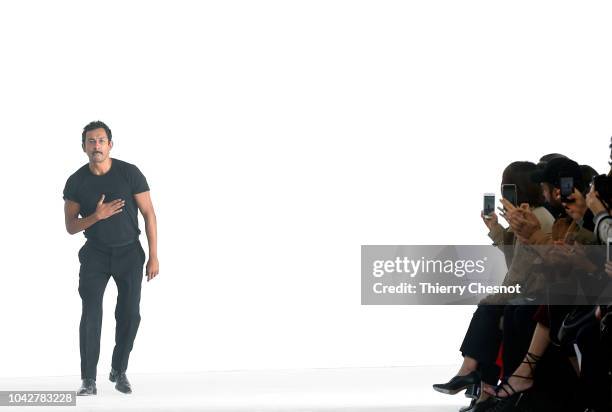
480, 206, 555, 305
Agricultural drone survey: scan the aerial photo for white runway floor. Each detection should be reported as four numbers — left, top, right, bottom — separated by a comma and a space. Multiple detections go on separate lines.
0, 366, 470, 411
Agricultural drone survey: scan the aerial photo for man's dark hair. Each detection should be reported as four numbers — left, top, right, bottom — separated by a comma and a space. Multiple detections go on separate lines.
82, 121, 112, 145
537, 153, 567, 169
580, 164, 599, 195
501, 161, 545, 207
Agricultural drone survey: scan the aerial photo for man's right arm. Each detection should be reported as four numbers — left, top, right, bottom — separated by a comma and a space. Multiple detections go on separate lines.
64, 195, 125, 235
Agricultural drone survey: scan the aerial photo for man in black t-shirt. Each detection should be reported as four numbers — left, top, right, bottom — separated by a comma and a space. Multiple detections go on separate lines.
63, 121, 159, 396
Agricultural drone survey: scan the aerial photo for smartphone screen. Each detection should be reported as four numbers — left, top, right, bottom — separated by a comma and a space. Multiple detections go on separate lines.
501, 184, 517, 207
560, 176, 574, 200
483, 193, 495, 217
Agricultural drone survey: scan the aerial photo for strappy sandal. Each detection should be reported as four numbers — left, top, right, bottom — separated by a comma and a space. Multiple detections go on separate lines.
493, 352, 541, 399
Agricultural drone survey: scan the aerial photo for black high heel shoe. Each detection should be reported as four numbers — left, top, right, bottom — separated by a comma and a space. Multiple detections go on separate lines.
433, 371, 480, 395
492, 352, 541, 400
469, 397, 499, 412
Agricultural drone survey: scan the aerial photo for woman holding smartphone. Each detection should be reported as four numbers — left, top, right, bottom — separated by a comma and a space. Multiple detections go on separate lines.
433, 161, 554, 412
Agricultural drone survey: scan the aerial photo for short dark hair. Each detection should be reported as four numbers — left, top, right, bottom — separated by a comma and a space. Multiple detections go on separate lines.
537, 153, 567, 169
82, 121, 112, 144
580, 164, 599, 194
501, 161, 545, 207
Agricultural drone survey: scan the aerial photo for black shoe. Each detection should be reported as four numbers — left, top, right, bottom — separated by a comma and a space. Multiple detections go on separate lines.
76, 378, 97, 396
468, 397, 498, 412
433, 371, 480, 395
491, 352, 540, 400
489, 393, 528, 412
460, 397, 499, 412
109, 368, 132, 394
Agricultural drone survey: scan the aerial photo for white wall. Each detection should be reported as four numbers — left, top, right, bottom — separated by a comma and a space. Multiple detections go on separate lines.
0, 0, 611, 378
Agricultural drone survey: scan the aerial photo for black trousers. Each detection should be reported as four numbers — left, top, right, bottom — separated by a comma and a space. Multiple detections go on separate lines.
501, 305, 538, 375
574, 318, 611, 410
460, 305, 505, 385
77, 240, 145, 380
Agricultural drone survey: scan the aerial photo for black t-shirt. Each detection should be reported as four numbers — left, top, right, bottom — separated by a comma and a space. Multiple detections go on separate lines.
63, 158, 150, 247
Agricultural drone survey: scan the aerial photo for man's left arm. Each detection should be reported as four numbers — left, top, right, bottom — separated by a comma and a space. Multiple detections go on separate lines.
135, 191, 159, 281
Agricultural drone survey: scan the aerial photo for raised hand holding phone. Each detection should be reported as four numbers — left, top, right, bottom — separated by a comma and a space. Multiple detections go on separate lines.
562, 188, 587, 221
586, 184, 607, 215
501, 199, 540, 242
483, 193, 495, 218
559, 176, 575, 203
481, 210, 498, 230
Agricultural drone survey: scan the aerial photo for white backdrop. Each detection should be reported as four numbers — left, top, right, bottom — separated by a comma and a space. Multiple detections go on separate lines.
0, 0, 611, 378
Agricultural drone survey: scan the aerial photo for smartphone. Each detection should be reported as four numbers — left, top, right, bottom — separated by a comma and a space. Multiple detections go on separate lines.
607, 237, 612, 262
501, 184, 517, 207
483, 193, 495, 219
560, 176, 574, 202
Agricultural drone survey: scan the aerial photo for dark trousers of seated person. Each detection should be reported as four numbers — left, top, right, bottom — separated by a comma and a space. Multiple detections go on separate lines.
532, 305, 584, 409
77, 240, 145, 380
460, 305, 505, 385
524, 347, 581, 412
574, 318, 611, 410
501, 305, 538, 374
